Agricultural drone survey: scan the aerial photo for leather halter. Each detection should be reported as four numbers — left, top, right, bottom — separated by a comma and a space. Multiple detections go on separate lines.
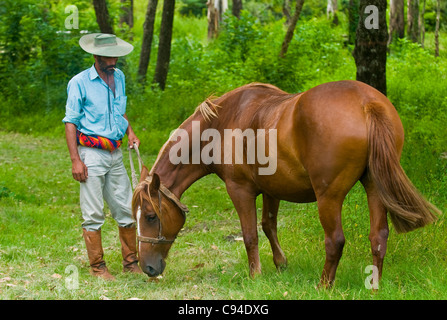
136, 177, 189, 245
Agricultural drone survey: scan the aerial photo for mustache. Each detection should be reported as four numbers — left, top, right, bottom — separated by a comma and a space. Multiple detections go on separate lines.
101, 65, 116, 73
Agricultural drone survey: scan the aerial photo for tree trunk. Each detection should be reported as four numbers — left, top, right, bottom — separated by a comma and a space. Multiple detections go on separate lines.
217, 0, 229, 20
207, 0, 228, 39
207, 0, 219, 39
138, 0, 158, 84
327, 0, 339, 25
120, 0, 134, 28
419, 0, 426, 47
407, 0, 419, 43
232, 0, 242, 18
92, 0, 114, 34
279, 0, 305, 58
388, 0, 404, 47
353, 0, 388, 96
348, 0, 360, 45
153, 0, 175, 90
434, 0, 440, 57
283, 0, 292, 25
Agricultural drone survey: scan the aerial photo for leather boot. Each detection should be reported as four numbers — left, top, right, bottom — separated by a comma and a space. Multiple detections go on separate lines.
118, 226, 143, 274
82, 229, 115, 280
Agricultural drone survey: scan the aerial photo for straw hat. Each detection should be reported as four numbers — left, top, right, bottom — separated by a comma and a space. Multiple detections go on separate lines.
79, 33, 134, 57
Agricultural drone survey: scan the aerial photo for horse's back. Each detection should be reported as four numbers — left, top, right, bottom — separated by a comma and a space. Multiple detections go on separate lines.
214, 83, 300, 129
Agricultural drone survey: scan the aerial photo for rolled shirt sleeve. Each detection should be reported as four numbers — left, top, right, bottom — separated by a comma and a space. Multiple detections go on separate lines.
62, 77, 84, 128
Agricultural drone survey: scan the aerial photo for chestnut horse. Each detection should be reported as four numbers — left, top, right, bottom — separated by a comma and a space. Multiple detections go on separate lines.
132, 81, 439, 287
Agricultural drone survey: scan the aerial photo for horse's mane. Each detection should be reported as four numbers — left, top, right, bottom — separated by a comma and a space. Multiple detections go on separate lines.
195, 97, 221, 122
195, 83, 288, 122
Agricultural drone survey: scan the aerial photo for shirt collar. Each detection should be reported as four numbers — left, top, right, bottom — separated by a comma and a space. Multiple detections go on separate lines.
88, 64, 99, 81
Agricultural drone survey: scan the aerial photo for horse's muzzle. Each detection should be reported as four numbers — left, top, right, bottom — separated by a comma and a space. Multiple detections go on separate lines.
141, 258, 165, 277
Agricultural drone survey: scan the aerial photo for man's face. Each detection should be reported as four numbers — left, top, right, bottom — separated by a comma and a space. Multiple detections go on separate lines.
94, 55, 118, 75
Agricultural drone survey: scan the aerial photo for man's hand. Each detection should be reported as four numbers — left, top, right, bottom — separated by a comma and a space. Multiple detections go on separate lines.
65, 122, 89, 183
127, 131, 140, 149
72, 159, 88, 182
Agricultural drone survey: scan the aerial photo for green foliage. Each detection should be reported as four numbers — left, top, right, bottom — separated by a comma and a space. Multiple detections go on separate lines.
220, 11, 264, 62
165, 11, 354, 97
0, 0, 95, 120
423, 0, 447, 32
388, 38, 447, 152
386, 38, 447, 195
179, 0, 207, 17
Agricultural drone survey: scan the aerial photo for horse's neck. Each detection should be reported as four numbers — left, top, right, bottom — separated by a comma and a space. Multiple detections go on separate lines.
151, 159, 208, 199
150, 115, 210, 198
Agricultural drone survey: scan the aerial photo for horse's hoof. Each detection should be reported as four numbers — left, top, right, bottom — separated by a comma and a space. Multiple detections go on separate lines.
275, 260, 288, 272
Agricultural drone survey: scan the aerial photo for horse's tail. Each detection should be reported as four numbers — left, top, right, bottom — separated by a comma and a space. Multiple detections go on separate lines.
365, 102, 440, 233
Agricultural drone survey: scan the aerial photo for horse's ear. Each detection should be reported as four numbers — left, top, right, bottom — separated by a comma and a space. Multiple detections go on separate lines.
140, 165, 149, 183
149, 173, 161, 194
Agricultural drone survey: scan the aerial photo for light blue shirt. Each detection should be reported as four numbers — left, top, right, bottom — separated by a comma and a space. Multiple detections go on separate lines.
63, 64, 129, 141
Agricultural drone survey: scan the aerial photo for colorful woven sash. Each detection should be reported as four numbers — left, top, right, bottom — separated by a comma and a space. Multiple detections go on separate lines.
76, 130, 122, 152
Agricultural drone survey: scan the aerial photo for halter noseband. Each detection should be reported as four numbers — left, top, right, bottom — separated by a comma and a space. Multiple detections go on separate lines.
136, 177, 189, 245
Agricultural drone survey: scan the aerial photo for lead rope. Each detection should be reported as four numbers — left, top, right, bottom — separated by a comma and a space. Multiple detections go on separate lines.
106, 72, 113, 131
129, 143, 143, 190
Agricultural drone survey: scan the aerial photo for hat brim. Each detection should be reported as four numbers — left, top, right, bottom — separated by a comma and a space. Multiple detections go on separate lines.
79, 33, 134, 57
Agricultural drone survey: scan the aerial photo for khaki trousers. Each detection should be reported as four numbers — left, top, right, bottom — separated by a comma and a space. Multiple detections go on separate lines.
78, 146, 134, 231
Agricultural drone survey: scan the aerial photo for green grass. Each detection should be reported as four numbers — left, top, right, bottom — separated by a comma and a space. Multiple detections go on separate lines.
1, 131, 446, 300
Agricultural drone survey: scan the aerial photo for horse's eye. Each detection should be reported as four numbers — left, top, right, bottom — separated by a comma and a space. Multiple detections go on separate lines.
145, 213, 157, 223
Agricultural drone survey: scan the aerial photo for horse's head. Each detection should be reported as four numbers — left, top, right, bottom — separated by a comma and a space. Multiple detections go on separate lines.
132, 167, 188, 277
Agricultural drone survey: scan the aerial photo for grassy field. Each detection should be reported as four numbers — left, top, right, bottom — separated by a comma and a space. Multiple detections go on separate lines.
0, 130, 446, 300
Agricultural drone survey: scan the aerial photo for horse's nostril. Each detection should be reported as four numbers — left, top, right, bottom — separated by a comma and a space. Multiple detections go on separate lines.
145, 265, 160, 277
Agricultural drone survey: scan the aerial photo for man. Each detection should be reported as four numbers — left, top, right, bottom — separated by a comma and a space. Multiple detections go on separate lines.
63, 33, 142, 280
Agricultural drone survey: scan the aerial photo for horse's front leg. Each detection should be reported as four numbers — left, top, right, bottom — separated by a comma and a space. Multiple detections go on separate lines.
225, 181, 261, 278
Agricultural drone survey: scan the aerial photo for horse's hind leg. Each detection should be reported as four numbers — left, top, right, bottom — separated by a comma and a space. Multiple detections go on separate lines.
310, 164, 363, 287
262, 194, 287, 271
316, 193, 346, 288
361, 175, 389, 285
